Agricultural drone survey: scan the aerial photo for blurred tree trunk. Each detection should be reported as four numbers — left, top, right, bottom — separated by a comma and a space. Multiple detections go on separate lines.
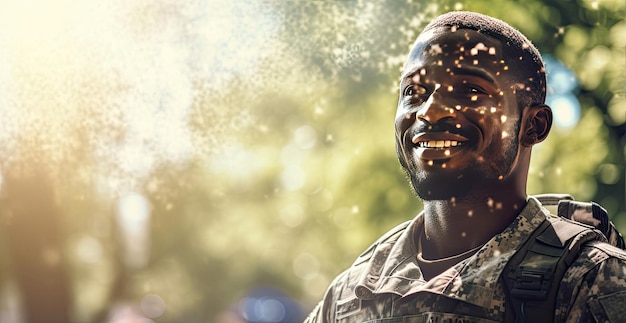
3, 172, 71, 323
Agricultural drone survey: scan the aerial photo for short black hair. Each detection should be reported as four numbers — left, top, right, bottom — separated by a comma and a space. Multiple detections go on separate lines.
422, 11, 546, 109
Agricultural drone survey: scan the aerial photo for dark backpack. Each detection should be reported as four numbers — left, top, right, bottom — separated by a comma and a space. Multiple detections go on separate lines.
501, 194, 625, 322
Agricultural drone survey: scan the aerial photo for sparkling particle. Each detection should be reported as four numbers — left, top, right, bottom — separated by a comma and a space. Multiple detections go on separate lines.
488, 47, 496, 55
429, 43, 443, 55
470, 95, 478, 101
451, 25, 458, 32
455, 124, 461, 128
500, 115, 507, 123
468, 210, 474, 217
490, 107, 497, 113
498, 175, 503, 180
427, 160, 434, 166
487, 198, 494, 208
501, 131, 509, 138
461, 232, 467, 238
448, 85, 454, 92
441, 163, 447, 168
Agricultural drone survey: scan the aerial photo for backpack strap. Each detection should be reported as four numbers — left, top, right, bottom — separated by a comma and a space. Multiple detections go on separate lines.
557, 200, 626, 249
534, 194, 626, 249
502, 216, 604, 322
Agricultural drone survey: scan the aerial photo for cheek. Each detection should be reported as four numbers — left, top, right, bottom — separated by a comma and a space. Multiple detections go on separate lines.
461, 106, 502, 129
395, 108, 416, 136
499, 118, 519, 142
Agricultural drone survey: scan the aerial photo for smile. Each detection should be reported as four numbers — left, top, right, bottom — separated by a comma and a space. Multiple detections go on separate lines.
410, 132, 470, 160
416, 140, 463, 148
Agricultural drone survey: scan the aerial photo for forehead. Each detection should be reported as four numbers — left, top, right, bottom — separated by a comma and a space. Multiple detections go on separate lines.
402, 28, 507, 80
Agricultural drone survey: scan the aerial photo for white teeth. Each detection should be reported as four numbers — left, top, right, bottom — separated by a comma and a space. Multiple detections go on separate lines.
418, 140, 461, 148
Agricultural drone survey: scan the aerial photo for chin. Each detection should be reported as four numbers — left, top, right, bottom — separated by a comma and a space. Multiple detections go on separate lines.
409, 169, 478, 201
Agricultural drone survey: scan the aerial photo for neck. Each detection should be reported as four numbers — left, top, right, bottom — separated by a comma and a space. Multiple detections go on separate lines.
419, 177, 527, 259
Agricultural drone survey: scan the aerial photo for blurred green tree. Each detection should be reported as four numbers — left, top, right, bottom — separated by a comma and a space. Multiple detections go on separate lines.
0, 0, 622, 322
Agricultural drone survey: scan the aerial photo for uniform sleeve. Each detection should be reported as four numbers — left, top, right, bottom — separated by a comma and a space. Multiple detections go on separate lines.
303, 301, 324, 323
303, 272, 345, 323
303, 286, 336, 323
564, 247, 626, 322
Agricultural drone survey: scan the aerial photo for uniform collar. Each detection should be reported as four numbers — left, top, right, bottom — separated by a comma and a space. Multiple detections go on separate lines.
354, 197, 548, 309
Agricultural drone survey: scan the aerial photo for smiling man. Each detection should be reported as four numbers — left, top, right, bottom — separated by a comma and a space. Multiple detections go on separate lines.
304, 11, 626, 323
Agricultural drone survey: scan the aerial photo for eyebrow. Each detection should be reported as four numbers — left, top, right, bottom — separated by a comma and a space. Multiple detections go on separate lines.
399, 64, 422, 82
400, 65, 496, 84
451, 67, 496, 84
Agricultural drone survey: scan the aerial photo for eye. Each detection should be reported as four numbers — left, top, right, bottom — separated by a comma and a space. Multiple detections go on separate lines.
461, 84, 487, 95
403, 84, 428, 98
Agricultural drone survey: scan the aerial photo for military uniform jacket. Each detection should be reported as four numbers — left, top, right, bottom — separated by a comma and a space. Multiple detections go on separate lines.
304, 197, 626, 322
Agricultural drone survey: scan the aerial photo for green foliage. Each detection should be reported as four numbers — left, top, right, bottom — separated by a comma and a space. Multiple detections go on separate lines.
0, 0, 623, 321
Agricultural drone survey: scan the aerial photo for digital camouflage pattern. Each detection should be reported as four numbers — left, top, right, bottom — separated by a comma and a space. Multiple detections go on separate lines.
304, 197, 626, 322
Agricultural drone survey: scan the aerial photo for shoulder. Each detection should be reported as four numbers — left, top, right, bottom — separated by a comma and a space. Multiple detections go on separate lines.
332, 219, 413, 289
569, 233, 626, 281
304, 220, 413, 323
559, 240, 626, 321
353, 220, 412, 265
579, 240, 626, 286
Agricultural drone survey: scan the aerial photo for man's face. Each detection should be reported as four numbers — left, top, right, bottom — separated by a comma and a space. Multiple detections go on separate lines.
395, 27, 523, 200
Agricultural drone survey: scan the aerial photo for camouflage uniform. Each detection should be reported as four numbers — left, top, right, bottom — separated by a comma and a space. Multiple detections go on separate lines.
304, 197, 626, 322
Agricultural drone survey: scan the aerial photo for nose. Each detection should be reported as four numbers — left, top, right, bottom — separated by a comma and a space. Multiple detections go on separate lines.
416, 92, 457, 125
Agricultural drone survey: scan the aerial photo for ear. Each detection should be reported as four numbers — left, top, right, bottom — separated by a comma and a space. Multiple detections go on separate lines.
520, 104, 552, 147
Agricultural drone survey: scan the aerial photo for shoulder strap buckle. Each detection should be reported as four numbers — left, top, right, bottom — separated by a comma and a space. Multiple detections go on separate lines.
511, 268, 550, 300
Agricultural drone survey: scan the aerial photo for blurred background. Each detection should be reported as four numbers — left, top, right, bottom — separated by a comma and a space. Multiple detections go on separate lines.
0, 0, 623, 322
